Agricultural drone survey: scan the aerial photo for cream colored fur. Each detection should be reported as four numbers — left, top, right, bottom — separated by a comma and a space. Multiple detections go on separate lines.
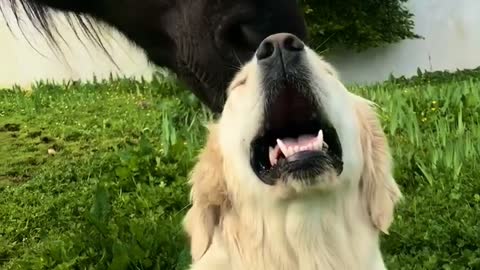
183, 46, 402, 270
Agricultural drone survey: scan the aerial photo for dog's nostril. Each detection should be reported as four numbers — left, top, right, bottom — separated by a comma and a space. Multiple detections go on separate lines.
256, 40, 275, 60
283, 35, 304, 51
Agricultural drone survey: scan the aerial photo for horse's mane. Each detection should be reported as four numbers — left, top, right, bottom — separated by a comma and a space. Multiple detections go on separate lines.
1, 0, 115, 64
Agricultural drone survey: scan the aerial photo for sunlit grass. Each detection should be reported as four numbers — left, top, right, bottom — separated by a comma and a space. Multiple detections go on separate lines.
0, 72, 479, 269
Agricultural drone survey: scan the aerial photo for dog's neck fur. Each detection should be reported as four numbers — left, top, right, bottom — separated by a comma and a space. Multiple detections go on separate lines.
218, 184, 387, 270
186, 100, 402, 270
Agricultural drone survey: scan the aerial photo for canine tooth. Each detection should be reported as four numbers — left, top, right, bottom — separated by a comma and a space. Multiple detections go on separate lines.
317, 130, 324, 143
314, 140, 320, 150
269, 146, 276, 165
317, 130, 324, 149
277, 139, 289, 156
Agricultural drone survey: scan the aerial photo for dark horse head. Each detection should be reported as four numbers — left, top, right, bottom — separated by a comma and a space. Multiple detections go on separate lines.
1, 0, 307, 113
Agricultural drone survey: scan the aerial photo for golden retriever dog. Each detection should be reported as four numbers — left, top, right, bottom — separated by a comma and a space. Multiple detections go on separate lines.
183, 33, 402, 270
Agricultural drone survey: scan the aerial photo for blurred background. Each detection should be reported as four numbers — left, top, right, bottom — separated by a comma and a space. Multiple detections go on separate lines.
1, 0, 479, 88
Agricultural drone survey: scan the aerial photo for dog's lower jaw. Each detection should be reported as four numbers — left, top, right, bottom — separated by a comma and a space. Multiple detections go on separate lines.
283, 196, 386, 270
283, 168, 341, 195
189, 191, 388, 270
257, 150, 344, 186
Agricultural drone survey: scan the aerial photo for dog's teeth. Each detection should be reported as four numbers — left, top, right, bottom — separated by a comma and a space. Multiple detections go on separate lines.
276, 139, 289, 157
269, 146, 276, 165
288, 147, 294, 156
317, 130, 324, 150
315, 138, 321, 150
317, 130, 324, 143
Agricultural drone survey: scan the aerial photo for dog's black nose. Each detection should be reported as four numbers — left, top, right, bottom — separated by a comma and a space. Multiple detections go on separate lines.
256, 33, 304, 61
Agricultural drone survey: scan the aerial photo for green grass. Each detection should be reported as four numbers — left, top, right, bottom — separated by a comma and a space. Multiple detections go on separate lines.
1, 71, 479, 270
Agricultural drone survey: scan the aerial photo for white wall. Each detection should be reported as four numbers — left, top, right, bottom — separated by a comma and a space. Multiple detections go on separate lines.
326, 0, 480, 85
1, 0, 479, 88
0, 7, 155, 89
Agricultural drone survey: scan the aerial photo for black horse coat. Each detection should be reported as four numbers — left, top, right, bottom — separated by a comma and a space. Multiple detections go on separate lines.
1, 0, 307, 112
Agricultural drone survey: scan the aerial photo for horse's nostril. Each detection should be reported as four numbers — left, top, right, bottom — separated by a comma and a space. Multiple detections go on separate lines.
218, 21, 264, 53
239, 24, 266, 51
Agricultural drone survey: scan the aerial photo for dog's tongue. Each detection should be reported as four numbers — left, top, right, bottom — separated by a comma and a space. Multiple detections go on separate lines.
281, 135, 317, 147
269, 130, 327, 166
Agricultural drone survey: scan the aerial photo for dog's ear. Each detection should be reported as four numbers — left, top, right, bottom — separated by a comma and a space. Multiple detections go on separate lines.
355, 97, 402, 234
183, 124, 228, 261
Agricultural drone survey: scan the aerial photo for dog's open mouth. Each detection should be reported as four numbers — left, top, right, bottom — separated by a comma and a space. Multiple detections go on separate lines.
250, 83, 343, 185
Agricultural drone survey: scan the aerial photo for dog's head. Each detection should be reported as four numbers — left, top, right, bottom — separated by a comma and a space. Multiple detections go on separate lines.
218, 33, 361, 195
185, 33, 402, 261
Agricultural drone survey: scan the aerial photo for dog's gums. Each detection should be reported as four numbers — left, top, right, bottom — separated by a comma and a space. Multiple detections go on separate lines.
269, 130, 327, 166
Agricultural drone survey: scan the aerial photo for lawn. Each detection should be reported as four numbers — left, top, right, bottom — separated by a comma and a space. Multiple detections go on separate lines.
0, 70, 479, 270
